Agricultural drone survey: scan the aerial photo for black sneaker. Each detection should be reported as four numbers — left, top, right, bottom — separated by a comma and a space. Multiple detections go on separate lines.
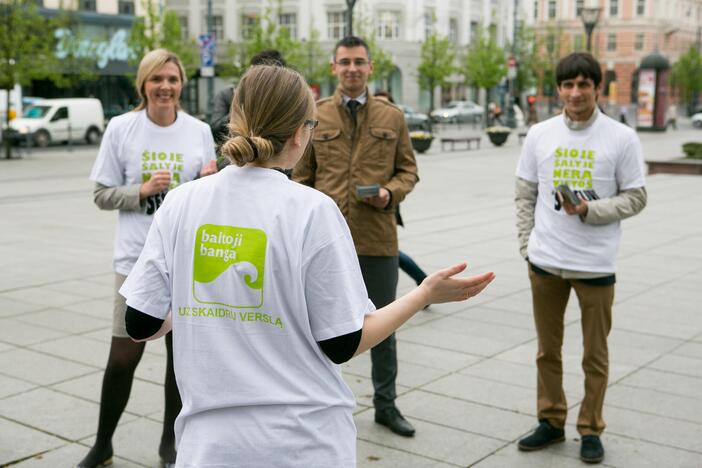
518, 420, 565, 451
580, 435, 605, 464
375, 406, 416, 437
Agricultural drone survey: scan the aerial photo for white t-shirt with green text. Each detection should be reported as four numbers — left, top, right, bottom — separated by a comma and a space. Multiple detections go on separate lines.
516, 112, 645, 273
120, 165, 374, 468
90, 110, 216, 275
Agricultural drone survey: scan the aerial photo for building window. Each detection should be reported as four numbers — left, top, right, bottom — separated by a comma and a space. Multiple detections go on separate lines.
635, 32, 644, 50
470, 20, 479, 43
548, 0, 556, 18
241, 14, 258, 40
609, 0, 618, 16
179, 16, 188, 40
449, 17, 459, 43
327, 11, 347, 40
204, 15, 223, 42
637, 0, 645, 15
607, 33, 617, 51
118, 0, 134, 15
279, 13, 297, 39
215, 15, 224, 41
534, 0, 539, 19
377, 10, 401, 40
78, 0, 96, 10
575, 0, 583, 17
573, 33, 584, 50
424, 11, 434, 40
546, 34, 555, 53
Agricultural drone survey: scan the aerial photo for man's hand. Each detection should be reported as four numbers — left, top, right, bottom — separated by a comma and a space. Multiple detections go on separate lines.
140, 170, 171, 199
365, 187, 391, 209
558, 192, 589, 217
199, 160, 218, 178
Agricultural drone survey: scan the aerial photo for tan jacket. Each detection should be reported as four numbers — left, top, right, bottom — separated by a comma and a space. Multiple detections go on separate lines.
294, 88, 418, 256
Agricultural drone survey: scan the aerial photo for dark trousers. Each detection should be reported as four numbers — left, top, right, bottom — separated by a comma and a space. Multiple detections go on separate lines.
399, 250, 427, 285
358, 255, 399, 410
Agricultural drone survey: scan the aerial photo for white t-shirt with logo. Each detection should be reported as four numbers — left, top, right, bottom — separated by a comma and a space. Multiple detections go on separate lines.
120, 165, 374, 468
516, 113, 645, 273
90, 110, 216, 275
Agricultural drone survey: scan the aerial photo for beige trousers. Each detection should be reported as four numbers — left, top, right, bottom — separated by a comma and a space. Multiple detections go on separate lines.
528, 267, 614, 436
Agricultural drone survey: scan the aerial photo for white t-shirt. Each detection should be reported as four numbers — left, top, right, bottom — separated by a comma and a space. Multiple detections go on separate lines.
516, 112, 645, 273
120, 165, 374, 468
90, 110, 216, 275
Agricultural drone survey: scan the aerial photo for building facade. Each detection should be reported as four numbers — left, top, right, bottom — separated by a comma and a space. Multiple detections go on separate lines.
167, 0, 521, 112
530, 0, 701, 106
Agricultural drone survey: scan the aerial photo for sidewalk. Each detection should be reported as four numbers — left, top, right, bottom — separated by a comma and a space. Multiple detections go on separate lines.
1, 127, 701, 467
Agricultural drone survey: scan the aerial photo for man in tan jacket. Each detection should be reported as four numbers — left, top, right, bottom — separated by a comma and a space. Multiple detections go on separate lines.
294, 36, 418, 436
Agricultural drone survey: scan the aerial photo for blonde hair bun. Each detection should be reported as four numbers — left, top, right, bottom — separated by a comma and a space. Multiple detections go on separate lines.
221, 135, 276, 167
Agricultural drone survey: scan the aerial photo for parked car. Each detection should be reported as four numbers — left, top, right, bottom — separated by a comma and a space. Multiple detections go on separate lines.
9, 98, 104, 147
430, 100, 484, 123
692, 112, 702, 128
398, 105, 431, 131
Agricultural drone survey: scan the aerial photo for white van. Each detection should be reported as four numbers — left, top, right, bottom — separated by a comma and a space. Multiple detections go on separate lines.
9, 98, 104, 147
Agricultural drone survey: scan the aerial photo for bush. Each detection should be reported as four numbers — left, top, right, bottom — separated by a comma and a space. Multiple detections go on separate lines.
682, 142, 702, 159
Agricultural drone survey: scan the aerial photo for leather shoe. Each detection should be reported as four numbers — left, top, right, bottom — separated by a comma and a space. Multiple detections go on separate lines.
375, 406, 415, 437
580, 435, 605, 464
518, 420, 565, 451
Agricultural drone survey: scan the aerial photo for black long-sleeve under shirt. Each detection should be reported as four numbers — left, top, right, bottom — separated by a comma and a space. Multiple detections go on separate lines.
124, 306, 362, 364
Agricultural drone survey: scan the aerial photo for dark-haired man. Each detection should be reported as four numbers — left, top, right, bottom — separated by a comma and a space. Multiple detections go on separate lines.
210, 50, 286, 147
294, 36, 418, 437
515, 52, 646, 463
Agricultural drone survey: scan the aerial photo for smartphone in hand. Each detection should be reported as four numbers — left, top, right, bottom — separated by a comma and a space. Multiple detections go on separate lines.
356, 184, 380, 199
557, 184, 581, 206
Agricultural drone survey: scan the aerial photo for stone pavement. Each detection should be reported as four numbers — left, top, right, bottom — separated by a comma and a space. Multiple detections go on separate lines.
0, 123, 701, 467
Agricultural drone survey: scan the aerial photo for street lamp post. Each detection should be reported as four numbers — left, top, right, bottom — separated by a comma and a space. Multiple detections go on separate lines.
345, 0, 356, 36
581, 6, 601, 52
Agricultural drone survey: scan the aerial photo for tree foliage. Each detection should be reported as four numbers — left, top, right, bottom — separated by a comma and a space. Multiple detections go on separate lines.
463, 26, 506, 91
353, 11, 395, 87
128, 0, 197, 76
0, 0, 58, 91
418, 30, 456, 112
219, 7, 328, 85
51, 4, 99, 88
0, 0, 59, 157
509, 23, 539, 95
671, 46, 702, 111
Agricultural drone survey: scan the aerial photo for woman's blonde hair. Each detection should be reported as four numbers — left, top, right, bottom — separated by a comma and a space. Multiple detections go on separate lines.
221, 65, 315, 166
134, 49, 187, 111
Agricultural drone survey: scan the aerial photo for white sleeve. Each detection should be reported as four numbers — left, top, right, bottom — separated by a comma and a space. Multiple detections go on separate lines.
119, 214, 172, 319
515, 130, 538, 183
616, 132, 646, 191
301, 205, 374, 342
89, 120, 124, 187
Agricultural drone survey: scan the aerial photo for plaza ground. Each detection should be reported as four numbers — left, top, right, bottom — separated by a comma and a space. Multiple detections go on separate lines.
0, 121, 701, 467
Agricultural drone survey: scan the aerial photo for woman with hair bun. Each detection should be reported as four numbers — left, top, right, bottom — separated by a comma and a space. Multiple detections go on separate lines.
81, 49, 216, 468
120, 64, 494, 467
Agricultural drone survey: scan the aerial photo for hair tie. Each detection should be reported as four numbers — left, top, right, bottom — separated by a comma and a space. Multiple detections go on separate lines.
245, 136, 259, 160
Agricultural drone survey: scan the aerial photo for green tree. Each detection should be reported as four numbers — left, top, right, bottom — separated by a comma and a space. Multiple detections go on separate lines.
51, 3, 99, 89
510, 23, 539, 96
671, 46, 702, 114
463, 26, 507, 125
418, 30, 456, 112
532, 24, 566, 112
0, 0, 59, 158
353, 11, 395, 90
128, 1, 197, 75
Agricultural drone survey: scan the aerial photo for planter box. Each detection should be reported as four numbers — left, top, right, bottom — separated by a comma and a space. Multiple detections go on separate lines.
487, 131, 509, 146
646, 159, 702, 175
411, 138, 433, 153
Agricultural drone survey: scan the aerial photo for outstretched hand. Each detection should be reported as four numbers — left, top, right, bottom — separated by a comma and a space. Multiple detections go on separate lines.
419, 263, 495, 306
